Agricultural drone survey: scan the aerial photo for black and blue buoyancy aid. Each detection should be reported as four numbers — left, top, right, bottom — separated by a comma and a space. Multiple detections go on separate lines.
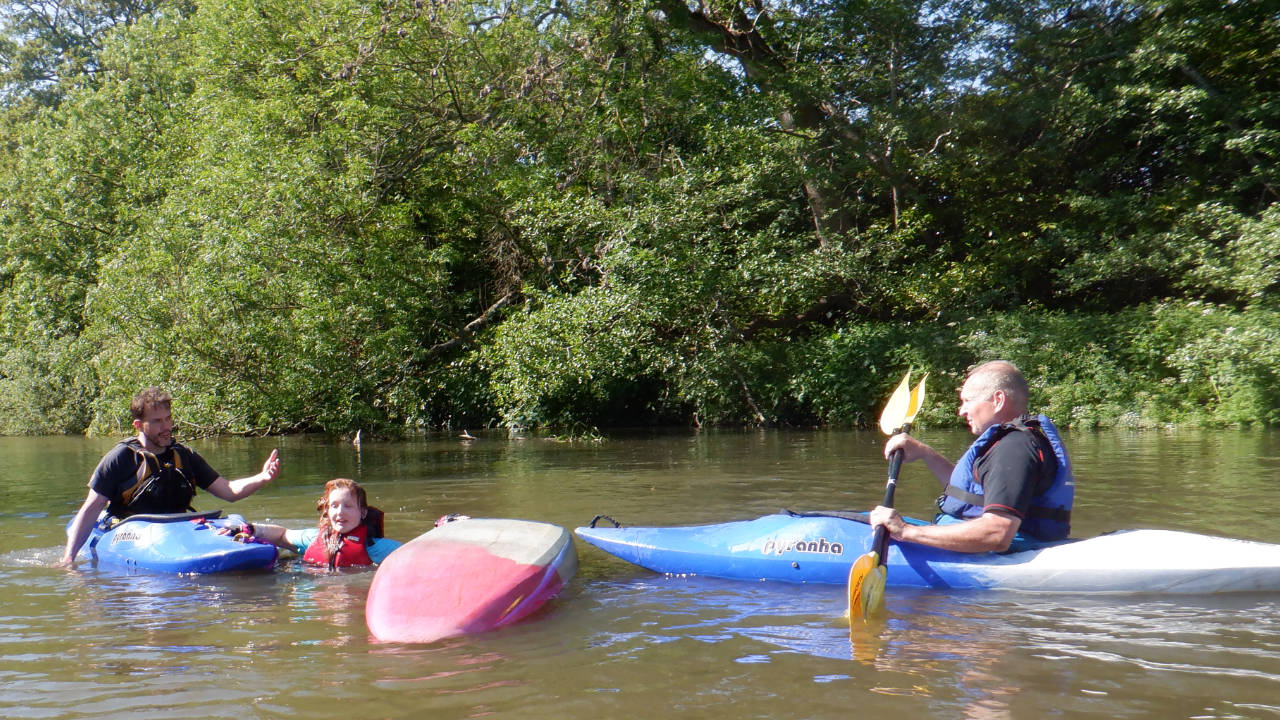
936, 414, 1074, 540
117, 439, 197, 516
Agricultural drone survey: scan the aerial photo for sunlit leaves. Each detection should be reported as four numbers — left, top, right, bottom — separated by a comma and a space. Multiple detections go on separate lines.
0, 0, 1277, 434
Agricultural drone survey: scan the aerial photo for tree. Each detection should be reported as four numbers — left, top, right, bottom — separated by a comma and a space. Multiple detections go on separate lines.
0, 0, 172, 107
0, 0, 1275, 433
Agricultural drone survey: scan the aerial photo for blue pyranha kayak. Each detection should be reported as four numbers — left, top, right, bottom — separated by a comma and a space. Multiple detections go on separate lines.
82, 510, 278, 574
576, 511, 1280, 594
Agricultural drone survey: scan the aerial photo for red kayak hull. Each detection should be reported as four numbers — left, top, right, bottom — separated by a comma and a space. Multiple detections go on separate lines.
366, 518, 576, 643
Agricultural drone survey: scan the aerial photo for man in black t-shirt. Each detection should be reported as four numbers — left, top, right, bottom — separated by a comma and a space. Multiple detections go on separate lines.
88, 438, 222, 518
57, 387, 282, 567
869, 361, 1066, 552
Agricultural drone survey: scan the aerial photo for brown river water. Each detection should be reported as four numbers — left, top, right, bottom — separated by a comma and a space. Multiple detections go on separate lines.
2, 428, 1279, 719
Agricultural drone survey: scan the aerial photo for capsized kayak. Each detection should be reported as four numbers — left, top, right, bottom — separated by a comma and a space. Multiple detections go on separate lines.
365, 517, 577, 643
84, 510, 278, 574
575, 511, 1280, 594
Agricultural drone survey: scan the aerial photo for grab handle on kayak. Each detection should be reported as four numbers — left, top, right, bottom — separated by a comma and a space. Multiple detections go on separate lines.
588, 514, 621, 528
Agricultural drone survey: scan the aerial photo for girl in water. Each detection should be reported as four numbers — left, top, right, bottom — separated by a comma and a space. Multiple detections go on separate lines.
233, 478, 401, 569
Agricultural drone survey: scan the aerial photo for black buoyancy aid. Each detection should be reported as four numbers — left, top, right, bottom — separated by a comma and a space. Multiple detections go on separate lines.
118, 439, 197, 516
936, 414, 1074, 540
301, 506, 386, 569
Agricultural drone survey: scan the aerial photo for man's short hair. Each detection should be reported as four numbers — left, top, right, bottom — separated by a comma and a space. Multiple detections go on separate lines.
131, 387, 172, 421
966, 361, 1029, 410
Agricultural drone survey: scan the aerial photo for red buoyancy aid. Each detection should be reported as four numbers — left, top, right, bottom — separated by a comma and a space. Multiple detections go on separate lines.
302, 523, 374, 568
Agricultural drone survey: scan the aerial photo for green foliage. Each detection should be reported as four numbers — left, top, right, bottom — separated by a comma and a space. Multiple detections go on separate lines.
1162, 304, 1280, 426
0, 333, 96, 434
85, 0, 480, 433
0, 0, 174, 108
0, 0, 1277, 434
788, 321, 962, 428
0, 9, 190, 433
485, 286, 666, 428
956, 302, 1280, 428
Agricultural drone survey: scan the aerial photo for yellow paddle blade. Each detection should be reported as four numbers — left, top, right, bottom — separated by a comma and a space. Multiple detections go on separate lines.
846, 550, 879, 619
906, 372, 928, 422
859, 565, 887, 618
878, 373, 913, 435
879, 372, 929, 435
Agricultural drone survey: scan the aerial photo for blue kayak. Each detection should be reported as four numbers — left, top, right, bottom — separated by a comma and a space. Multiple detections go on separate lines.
576, 511, 1280, 594
83, 510, 278, 574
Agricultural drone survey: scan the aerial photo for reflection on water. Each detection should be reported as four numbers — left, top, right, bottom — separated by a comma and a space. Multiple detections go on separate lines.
576, 574, 1280, 718
2, 429, 1280, 719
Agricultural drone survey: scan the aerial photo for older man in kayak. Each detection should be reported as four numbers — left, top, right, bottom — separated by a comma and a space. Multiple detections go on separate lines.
57, 386, 281, 567
870, 360, 1074, 553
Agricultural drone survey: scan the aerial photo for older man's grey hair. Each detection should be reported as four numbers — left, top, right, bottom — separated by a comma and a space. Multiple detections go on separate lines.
966, 361, 1029, 412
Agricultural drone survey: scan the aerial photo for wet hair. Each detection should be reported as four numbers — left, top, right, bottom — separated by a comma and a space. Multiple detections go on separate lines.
316, 479, 384, 540
316, 478, 369, 519
965, 360, 1029, 411
131, 387, 172, 421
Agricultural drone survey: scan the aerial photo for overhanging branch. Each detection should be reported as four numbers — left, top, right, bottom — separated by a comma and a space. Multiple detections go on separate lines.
423, 292, 517, 357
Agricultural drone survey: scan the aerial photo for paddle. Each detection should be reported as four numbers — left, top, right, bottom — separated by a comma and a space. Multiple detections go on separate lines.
847, 371, 927, 620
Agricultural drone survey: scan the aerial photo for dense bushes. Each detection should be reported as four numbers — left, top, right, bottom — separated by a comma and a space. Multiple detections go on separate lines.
483, 299, 1280, 431
0, 0, 1276, 434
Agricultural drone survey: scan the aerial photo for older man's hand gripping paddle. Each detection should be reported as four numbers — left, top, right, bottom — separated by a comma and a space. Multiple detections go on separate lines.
847, 371, 928, 620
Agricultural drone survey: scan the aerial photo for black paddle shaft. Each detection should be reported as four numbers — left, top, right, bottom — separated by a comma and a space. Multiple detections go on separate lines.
882, 447, 905, 507
871, 446, 906, 562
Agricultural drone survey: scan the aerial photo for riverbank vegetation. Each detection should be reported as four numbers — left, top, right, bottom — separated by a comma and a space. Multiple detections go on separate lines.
1, 0, 1276, 435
